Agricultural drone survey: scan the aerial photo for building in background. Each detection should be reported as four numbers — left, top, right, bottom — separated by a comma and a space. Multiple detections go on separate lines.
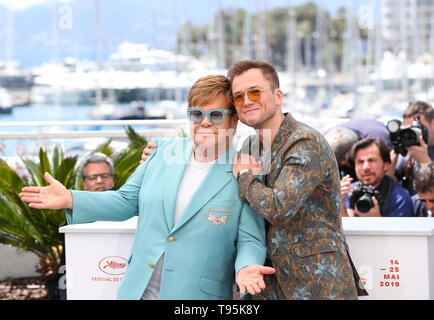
382, 0, 434, 59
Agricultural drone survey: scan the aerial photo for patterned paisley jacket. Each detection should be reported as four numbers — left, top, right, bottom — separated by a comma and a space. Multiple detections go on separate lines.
237, 113, 367, 300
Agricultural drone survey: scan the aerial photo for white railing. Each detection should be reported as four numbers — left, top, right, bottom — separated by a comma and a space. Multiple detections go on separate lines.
0, 116, 345, 138
0, 119, 190, 155
0, 119, 189, 139
0, 116, 347, 157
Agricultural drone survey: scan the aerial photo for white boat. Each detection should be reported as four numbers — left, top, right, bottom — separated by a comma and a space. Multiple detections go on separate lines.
30, 42, 211, 109
0, 87, 13, 114
0, 61, 33, 106
86, 103, 118, 120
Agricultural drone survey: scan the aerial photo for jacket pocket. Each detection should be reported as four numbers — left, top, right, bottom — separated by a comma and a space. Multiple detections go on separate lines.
290, 238, 340, 258
200, 277, 233, 299
203, 200, 238, 228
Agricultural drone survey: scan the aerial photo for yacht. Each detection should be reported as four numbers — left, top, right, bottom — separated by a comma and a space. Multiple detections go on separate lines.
30, 43, 215, 120
0, 87, 13, 114
0, 61, 33, 106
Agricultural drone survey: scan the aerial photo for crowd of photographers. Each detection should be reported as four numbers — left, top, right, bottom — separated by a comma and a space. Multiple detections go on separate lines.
324, 101, 434, 218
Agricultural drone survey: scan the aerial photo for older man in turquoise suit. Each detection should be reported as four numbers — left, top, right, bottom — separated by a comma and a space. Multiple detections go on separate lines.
20, 75, 272, 300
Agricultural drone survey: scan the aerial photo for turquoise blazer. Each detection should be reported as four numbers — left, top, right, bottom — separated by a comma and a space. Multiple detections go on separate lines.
66, 138, 266, 300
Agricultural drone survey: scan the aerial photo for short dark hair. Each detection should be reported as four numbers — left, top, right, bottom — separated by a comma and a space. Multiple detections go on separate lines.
350, 138, 391, 164
414, 162, 434, 193
227, 60, 280, 89
403, 101, 434, 122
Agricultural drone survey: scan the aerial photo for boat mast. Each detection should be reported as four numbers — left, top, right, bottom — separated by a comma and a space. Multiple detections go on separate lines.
94, 0, 102, 106
217, 0, 225, 70
230, 8, 239, 64
287, 5, 297, 103
5, 6, 14, 62
343, 0, 359, 113
242, 9, 252, 60
399, 0, 409, 100
375, 0, 383, 99
430, 0, 434, 93
257, 0, 267, 61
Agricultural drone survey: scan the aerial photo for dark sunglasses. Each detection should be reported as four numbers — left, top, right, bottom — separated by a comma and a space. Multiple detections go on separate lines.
232, 88, 274, 107
420, 199, 434, 204
187, 108, 235, 126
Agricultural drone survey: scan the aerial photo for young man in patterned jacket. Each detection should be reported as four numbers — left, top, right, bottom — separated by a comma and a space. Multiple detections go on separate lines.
228, 60, 367, 300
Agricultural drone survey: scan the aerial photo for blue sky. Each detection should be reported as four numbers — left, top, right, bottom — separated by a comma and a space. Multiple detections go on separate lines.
0, 0, 376, 28
0, 0, 377, 66
0, 0, 373, 14
156, 0, 374, 26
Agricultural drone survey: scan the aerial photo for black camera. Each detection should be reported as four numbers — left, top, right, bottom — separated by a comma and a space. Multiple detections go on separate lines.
350, 181, 382, 213
387, 115, 429, 156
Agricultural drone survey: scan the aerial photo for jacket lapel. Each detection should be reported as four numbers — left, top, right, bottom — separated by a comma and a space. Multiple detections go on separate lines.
163, 139, 192, 230
271, 113, 296, 154
170, 146, 236, 234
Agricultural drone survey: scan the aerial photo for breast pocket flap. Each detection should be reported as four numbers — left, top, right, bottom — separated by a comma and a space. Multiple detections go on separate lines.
290, 238, 340, 258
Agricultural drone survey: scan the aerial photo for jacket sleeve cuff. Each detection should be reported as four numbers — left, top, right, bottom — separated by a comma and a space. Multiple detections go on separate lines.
237, 172, 263, 203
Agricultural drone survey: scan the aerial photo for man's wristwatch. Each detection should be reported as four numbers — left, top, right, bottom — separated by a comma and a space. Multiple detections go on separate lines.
237, 168, 250, 181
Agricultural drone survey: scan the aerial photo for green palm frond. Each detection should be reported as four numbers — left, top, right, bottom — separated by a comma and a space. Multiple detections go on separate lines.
113, 148, 143, 189
38, 148, 53, 185
92, 138, 113, 158
125, 125, 147, 150
110, 126, 147, 189
21, 156, 42, 186
54, 156, 78, 190
52, 146, 64, 173
0, 125, 149, 278
0, 149, 76, 275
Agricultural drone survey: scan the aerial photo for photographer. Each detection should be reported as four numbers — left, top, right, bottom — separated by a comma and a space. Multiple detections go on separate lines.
412, 162, 434, 217
340, 138, 413, 217
324, 118, 392, 180
389, 101, 434, 195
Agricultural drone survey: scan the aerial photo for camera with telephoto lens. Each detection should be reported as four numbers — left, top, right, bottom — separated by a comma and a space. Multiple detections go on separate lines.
387, 115, 429, 156
350, 181, 382, 213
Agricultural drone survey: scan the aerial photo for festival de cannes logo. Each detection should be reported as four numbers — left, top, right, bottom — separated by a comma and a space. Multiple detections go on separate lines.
98, 256, 128, 275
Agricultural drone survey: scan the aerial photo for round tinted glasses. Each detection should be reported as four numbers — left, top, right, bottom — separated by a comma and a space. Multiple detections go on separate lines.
232, 88, 273, 107
187, 108, 235, 126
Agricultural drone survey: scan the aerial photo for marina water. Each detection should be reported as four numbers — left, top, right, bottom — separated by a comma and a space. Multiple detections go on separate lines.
0, 102, 184, 158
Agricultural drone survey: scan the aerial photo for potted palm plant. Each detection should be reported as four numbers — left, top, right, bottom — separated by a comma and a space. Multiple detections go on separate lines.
0, 126, 147, 299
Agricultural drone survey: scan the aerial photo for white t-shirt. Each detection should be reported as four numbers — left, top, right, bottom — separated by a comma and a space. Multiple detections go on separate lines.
141, 154, 214, 300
